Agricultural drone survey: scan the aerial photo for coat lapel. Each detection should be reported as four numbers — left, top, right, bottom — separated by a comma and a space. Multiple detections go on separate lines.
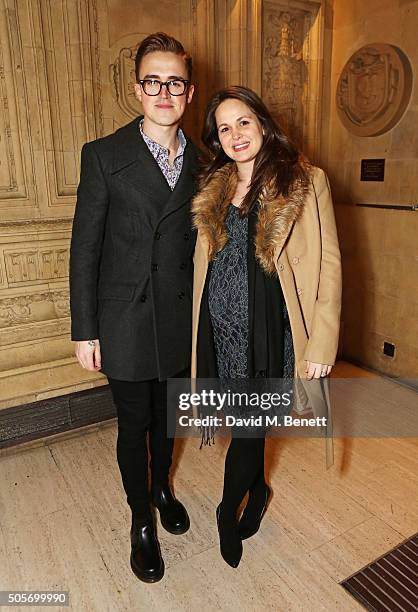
160, 141, 199, 219
192, 161, 312, 275
111, 116, 172, 205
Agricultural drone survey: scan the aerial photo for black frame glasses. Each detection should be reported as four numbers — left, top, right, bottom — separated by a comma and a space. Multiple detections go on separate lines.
138, 79, 189, 96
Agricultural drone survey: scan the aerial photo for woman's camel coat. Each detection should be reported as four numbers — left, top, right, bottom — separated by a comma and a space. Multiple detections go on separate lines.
191, 162, 342, 382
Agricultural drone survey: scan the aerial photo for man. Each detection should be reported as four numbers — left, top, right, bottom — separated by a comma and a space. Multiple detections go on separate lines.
69, 33, 199, 583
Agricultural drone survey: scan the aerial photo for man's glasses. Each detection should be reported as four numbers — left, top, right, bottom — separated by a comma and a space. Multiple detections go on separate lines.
138, 79, 189, 96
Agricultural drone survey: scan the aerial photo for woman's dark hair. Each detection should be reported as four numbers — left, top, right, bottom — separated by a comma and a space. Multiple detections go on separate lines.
200, 86, 309, 215
135, 32, 192, 81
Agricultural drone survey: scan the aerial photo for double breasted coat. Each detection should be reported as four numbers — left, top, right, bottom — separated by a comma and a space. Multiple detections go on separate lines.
191, 163, 342, 381
69, 117, 199, 381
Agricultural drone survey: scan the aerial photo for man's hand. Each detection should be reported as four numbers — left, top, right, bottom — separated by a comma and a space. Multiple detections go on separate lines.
305, 361, 332, 380
75, 339, 102, 371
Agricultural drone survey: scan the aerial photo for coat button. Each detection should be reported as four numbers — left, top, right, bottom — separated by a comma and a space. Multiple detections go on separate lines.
155, 232, 161, 240
178, 291, 185, 299
278, 263, 284, 271
179, 262, 186, 270
140, 295, 147, 303
152, 264, 159, 272
297, 287, 303, 295
292, 257, 299, 264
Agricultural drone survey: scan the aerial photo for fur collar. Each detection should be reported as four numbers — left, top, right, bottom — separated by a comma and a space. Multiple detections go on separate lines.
192, 162, 312, 274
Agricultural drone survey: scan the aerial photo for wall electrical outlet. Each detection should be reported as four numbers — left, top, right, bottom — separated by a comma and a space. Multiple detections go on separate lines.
383, 342, 395, 357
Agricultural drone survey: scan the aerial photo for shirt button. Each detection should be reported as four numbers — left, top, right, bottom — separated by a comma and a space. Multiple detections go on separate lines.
140, 295, 147, 303
178, 291, 185, 299
278, 263, 284, 271
179, 263, 186, 270
292, 257, 299, 264
297, 287, 303, 295
155, 232, 161, 240
184, 232, 189, 240
152, 264, 159, 272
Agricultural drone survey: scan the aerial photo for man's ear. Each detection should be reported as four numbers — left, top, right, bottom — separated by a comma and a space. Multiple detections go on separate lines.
134, 82, 142, 104
187, 84, 195, 104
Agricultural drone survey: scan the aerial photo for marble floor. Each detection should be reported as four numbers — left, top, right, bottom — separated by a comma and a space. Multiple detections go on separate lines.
0, 363, 417, 612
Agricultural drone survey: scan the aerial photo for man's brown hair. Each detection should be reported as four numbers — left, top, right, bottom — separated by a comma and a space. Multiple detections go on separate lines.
135, 32, 192, 81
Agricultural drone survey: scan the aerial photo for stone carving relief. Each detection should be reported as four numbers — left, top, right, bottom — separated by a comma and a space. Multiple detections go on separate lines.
262, 4, 311, 148
0, 290, 69, 329
0, 296, 32, 326
5, 251, 38, 284
110, 46, 139, 119
5, 245, 70, 284
336, 44, 413, 137
0, 218, 73, 234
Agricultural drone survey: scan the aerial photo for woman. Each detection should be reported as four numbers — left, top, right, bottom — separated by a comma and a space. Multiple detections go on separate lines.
191, 86, 341, 568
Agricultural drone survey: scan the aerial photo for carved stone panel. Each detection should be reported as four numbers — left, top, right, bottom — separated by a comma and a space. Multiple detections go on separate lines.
110, 46, 138, 119
336, 44, 413, 137
4, 244, 70, 285
0, 0, 36, 205
36, 0, 103, 203
0, 218, 72, 351
262, 0, 322, 156
0, 289, 69, 329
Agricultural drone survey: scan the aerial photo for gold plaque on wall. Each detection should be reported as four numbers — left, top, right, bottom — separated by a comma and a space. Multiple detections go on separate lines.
336, 44, 412, 137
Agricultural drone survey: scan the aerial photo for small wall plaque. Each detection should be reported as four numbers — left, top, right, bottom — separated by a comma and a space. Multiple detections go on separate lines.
361, 159, 385, 182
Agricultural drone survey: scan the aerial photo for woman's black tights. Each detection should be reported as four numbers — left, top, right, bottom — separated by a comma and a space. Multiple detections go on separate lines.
220, 435, 266, 520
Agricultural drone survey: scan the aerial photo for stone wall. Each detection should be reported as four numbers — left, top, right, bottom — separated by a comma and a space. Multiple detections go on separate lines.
321, 0, 418, 377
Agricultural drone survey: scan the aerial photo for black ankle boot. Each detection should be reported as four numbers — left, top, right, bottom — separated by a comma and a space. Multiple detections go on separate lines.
130, 514, 164, 583
152, 483, 190, 535
238, 483, 271, 540
216, 504, 242, 568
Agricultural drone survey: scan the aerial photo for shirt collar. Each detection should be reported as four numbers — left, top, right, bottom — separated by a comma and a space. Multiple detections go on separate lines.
139, 119, 186, 160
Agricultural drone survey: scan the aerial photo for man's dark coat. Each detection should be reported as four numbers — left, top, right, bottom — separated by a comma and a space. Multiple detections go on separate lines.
70, 116, 199, 381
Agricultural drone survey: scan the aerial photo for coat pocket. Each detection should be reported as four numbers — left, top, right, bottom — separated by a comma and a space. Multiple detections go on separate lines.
97, 282, 136, 301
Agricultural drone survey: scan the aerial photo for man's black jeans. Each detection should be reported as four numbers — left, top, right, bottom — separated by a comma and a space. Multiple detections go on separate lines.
107, 372, 184, 519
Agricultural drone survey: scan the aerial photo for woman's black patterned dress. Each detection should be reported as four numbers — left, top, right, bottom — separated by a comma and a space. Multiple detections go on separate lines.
204, 203, 294, 433
208, 205, 249, 379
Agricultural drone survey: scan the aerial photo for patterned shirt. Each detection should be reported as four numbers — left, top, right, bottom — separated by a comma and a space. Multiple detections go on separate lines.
139, 119, 186, 190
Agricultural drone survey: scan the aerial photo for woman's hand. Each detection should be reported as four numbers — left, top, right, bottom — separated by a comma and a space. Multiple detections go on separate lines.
75, 339, 102, 371
305, 361, 332, 380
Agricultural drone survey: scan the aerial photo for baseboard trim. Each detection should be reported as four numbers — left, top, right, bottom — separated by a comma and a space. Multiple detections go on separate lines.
0, 385, 116, 449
